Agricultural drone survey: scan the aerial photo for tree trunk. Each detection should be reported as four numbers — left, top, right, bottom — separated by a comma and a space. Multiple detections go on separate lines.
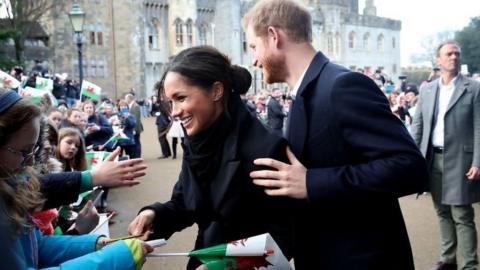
13, 36, 24, 64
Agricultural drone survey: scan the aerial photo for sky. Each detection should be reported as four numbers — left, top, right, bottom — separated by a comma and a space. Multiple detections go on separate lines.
360, 0, 480, 67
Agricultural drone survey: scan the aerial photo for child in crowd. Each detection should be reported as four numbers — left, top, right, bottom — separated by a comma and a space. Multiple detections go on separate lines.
47, 109, 63, 128
55, 127, 87, 172
0, 88, 152, 269
59, 108, 85, 136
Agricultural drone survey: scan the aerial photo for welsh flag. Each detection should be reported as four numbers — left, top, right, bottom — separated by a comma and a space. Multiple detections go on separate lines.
111, 129, 130, 144
85, 151, 110, 170
20, 86, 58, 106
35, 77, 53, 92
0, 69, 21, 89
81, 80, 102, 101
99, 129, 130, 150
20, 75, 29, 88
148, 233, 291, 270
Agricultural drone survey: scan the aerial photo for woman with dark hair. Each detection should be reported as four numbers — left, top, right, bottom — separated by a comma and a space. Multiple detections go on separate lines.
128, 46, 293, 269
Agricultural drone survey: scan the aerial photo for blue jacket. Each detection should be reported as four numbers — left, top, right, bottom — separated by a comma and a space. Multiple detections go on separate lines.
116, 113, 137, 146
2, 225, 139, 270
86, 113, 114, 149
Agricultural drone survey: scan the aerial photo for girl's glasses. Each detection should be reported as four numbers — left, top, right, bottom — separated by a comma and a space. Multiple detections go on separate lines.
2, 145, 40, 166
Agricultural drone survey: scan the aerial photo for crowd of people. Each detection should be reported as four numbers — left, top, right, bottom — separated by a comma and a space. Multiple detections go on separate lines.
1, 0, 480, 269
0, 85, 152, 268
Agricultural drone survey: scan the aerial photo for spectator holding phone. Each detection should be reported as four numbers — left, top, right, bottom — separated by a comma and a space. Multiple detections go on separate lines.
82, 99, 113, 151
116, 100, 137, 158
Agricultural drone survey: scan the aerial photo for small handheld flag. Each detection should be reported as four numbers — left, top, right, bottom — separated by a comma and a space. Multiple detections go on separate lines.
35, 77, 53, 92
0, 69, 21, 89
20, 86, 58, 106
147, 233, 291, 270
85, 151, 110, 170
80, 80, 102, 101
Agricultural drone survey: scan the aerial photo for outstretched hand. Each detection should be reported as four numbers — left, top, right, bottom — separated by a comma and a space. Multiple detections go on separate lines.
250, 146, 308, 199
91, 147, 147, 187
128, 209, 155, 241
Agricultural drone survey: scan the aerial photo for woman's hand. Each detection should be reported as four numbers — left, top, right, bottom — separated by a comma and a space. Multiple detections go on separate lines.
128, 209, 155, 240
90, 147, 147, 187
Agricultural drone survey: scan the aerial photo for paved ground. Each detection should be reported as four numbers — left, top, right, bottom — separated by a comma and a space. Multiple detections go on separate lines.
108, 117, 480, 269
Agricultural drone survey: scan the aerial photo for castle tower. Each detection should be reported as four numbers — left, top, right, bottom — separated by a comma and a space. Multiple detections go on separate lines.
47, 0, 145, 99
349, 0, 359, 14
363, 0, 377, 16
214, 0, 242, 64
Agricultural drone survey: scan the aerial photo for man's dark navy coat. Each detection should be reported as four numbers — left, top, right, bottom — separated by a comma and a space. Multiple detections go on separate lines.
288, 52, 428, 270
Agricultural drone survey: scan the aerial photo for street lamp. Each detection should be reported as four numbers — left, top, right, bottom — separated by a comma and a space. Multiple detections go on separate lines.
68, 1, 86, 86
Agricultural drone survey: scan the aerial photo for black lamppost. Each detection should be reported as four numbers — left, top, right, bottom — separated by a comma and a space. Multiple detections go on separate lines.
68, 1, 86, 86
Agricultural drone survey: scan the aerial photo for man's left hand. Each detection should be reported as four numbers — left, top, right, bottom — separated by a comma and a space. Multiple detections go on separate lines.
250, 146, 307, 199
466, 166, 480, 181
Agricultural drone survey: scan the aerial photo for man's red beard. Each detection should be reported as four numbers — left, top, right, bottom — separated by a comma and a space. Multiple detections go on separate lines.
262, 52, 287, 84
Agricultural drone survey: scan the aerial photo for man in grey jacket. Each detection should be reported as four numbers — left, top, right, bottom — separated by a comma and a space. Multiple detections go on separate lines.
411, 40, 480, 270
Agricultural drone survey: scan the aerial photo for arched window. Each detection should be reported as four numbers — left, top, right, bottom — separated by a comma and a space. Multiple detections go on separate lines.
335, 32, 341, 55
348, 31, 356, 49
327, 32, 333, 55
174, 18, 183, 46
186, 19, 193, 46
148, 19, 159, 49
392, 37, 396, 49
377, 34, 384, 52
363, 32, 370, 50
198, 24, 208, 45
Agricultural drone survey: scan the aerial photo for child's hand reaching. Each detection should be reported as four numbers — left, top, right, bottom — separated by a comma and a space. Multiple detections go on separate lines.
73, 200, 99, 234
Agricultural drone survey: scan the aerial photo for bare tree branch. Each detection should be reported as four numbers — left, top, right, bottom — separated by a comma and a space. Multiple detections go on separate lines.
2, 0, 65, 62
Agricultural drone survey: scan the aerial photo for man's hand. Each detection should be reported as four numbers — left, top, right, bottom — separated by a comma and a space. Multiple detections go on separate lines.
250, 146, 307, 199
466, 166, 480, 181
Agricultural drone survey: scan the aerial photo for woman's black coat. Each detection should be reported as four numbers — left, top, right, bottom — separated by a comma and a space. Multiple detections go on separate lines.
142, 103, 293, 269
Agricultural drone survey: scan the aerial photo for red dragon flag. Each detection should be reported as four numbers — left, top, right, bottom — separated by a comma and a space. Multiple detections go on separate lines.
80, 80, 102, 101
85, 151, 110, 170
148, 233, 291, 270
35, 77, 53, 92
0, 69, 21, 89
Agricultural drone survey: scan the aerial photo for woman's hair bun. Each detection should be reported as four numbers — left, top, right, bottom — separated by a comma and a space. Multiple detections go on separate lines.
230, 65, 252, 95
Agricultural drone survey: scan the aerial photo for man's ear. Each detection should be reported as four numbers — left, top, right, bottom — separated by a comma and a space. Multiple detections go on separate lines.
212, 81, 224, 101
267, 26, 282, 48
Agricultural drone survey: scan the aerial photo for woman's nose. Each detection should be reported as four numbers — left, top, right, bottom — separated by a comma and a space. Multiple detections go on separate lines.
171, 103, 181, 117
